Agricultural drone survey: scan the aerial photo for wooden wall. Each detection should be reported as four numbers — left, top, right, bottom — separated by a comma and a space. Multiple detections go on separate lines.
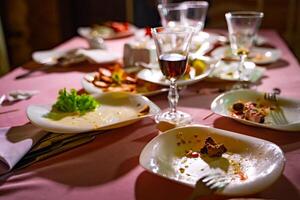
0, 0, 299, 69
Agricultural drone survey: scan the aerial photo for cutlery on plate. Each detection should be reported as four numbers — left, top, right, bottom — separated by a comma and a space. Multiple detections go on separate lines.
264, 88, 288, 125
188, 171, 231, 200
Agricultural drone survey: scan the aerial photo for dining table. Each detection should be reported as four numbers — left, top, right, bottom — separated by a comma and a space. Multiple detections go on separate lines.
0, 29, 299, 200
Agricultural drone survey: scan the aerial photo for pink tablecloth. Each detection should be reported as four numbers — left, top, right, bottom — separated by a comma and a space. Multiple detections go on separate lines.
0, 30, 299, 200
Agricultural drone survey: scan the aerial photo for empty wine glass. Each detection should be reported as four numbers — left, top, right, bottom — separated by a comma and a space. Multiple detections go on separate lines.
225, 11, 263, 87
158, 1, 208, 53
158, 1, 208, 31
157, 2, 186, 28
152, 26, 194, 125
181, 1, 208, 33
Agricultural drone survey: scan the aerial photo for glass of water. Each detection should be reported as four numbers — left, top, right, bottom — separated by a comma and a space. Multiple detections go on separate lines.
225, 11, 263, 86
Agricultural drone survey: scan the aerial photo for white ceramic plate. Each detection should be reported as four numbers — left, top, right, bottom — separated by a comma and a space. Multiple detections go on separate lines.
140, 125, 285, 196
32, 49, 119, 65
78, 24, 136, 40
137, 57, 215, 86
190, 32, 227, 55
211, 89, 300, 131
208, 60, 265, 83
81, 72, 168, 96
27, 92, 160, 133
211, 46, 282, 65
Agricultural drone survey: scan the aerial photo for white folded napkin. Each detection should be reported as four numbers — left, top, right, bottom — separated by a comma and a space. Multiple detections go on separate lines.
0, 124, 47, 175
76, 49, 120, 63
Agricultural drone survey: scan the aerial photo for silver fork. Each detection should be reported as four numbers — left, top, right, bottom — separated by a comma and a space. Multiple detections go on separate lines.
187, 171, 231, 200
264, 89, 288, 125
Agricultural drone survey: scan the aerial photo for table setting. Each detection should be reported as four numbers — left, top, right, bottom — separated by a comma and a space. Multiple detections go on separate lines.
0, 1, 300, 200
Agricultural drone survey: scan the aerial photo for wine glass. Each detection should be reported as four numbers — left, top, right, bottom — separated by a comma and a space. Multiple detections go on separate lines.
181, 1, 208, 33
158, 1, 208, 53
157, 2, 186, 28
225, 11, 263, 87
152, 26, 194, 125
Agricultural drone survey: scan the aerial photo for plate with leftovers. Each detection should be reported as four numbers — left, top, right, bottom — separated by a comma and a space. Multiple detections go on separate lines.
211, 89, 300, 131
33, 48, 120, 66
137, 56, 215, 86
211, 46, 282, 65
139, 125, 285, 196
27, 89, 160, 133
81, 64, 168, 96
78, 22, 135, 40
208, 60, 265, 83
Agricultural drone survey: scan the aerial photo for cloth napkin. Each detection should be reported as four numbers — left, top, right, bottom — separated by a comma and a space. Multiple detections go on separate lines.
0, 124, 47, 175
76, 49, 120, 63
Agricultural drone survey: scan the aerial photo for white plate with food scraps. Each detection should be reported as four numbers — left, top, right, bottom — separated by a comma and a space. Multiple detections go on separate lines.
137, 56, 215, 87
211, 46, 282, 65
78, 23, 136, 40
208, 60, 265, 83
33, 49, 119, 66
140, 125, 285, 196
27, 92, 160, 133
211, 89, 300, 131
82, 72, 168, 96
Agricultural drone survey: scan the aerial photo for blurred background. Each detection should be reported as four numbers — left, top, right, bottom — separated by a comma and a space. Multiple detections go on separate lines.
0, 0, 299, 74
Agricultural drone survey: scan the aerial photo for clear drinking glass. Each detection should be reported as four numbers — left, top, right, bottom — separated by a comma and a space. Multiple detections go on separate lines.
225, 11, 263, 85
181, 1, 208, 33
158, 1, 208, 53
158, 1, 208, 32
152, 26, 194, 125
157, 2, 186, 28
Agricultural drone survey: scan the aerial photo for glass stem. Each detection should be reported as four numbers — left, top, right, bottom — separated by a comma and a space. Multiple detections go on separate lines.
168, 79, 178, 114
238, 54, 247, 82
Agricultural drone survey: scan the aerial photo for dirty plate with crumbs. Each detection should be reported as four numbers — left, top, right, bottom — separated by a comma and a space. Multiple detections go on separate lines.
139, 125, 285, 196
27, 92, 160, 133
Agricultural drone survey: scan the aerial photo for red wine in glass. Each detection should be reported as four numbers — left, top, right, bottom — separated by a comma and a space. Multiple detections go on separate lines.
158, 53, 188, 80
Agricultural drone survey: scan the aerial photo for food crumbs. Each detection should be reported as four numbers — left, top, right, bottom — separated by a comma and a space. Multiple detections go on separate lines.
179, 168, 185, 173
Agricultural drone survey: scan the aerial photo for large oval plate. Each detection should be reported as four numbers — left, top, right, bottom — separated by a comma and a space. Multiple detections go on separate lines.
27, 92, 160, 133
140, 125, 285, 196
211, 89, 300, 131
81, 72, 168, 96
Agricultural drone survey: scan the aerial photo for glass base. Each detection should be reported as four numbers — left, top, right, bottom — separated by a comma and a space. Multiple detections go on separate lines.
155, 110, 192, 126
